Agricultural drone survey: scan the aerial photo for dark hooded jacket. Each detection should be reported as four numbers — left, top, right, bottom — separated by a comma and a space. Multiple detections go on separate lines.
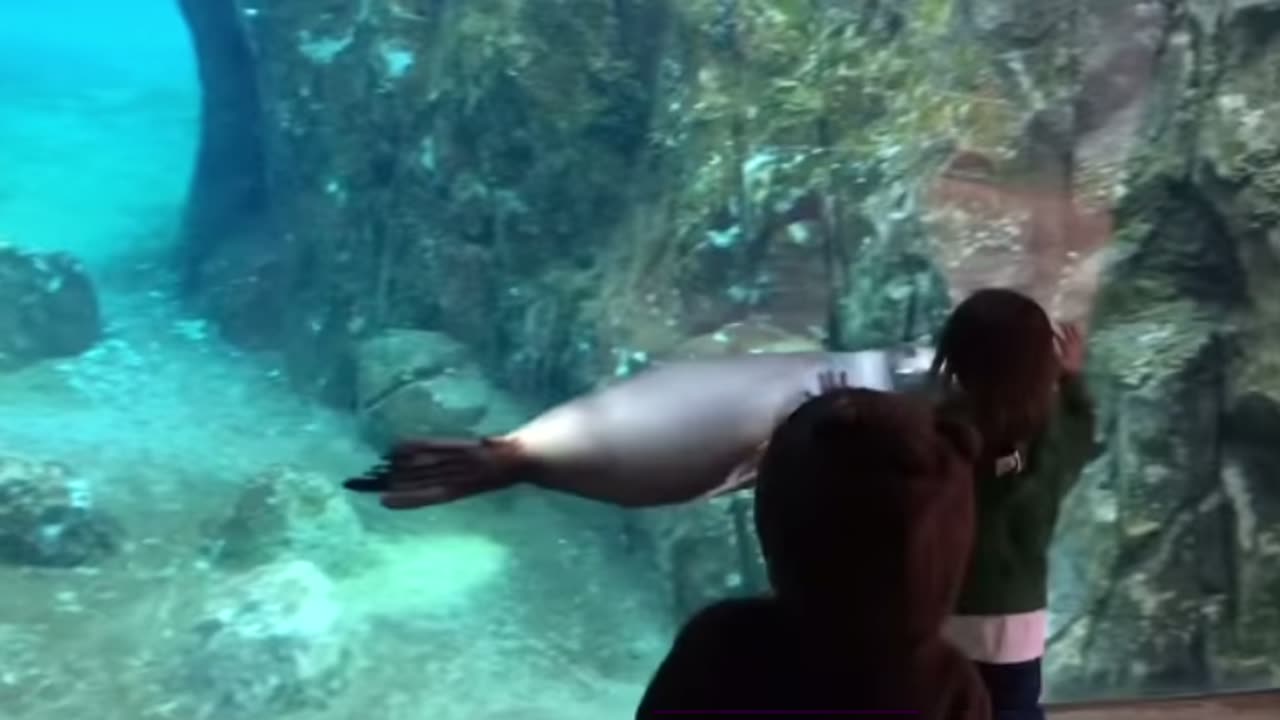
636, 389, 991, 720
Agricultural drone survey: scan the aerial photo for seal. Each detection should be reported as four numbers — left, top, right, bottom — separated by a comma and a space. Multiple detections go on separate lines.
344, 347, 935, 510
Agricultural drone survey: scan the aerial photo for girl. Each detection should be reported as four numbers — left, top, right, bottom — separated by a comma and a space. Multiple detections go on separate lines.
929, 288, 1096, 720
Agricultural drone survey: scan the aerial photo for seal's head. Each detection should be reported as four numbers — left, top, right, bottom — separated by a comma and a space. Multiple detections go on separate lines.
753, 388, 979, 644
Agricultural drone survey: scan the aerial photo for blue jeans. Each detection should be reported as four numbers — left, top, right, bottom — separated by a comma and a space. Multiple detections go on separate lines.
974, 658, 1044, 720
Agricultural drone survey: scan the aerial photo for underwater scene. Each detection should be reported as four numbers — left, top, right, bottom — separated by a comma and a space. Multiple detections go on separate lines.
2, 0, 1280, 718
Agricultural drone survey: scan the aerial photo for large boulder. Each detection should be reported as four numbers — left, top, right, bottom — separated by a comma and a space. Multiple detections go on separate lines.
181, 560, 355, 719
354, 329, 506, 448
355, 328, 472, 400
0, 243, 101, 371
208, 466, 371, 576
0, 454, 122, 567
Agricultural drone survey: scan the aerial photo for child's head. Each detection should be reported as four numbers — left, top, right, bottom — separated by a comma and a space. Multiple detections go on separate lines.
930, 288, 1060, 451
753, 388, 979, 641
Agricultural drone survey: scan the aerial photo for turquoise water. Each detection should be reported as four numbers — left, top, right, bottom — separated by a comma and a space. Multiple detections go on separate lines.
0, 0, 196, 268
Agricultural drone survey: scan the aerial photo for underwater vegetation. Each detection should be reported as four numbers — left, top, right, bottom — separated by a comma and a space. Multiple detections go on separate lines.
3, 0, 1280, 718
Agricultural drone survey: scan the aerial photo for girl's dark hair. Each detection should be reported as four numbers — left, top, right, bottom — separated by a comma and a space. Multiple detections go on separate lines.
929, 288, 1060, 452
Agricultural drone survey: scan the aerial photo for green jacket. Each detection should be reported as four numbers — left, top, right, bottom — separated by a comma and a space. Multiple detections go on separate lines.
947, 373, 1097, 616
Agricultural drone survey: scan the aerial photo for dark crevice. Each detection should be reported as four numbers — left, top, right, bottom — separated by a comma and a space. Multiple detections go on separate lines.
1214, 341, 1240, 612
175, 0, 270, 295
1220, 391, 1280, 639
1193, 332, 1232, 684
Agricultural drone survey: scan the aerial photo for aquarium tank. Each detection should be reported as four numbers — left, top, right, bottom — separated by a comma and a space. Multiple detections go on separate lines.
1, 0, 1278, 718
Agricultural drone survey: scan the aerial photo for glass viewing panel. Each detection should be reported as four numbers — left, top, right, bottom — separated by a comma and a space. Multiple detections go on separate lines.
0, 1, 1277, 719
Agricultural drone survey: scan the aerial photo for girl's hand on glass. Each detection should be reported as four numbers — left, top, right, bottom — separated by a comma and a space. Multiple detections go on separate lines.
1055, 322, 1086, 375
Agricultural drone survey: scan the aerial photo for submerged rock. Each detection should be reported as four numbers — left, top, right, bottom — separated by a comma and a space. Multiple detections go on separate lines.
355, 329, 499, 447
634, 495, 768, 622
0, 243, 102, 371
210, 466, 370, 576
666, 320, 823, 360
355, 329, 471, 400
0, 454, 122, 567
368, 370, 492, 435
183, 559, 355, 719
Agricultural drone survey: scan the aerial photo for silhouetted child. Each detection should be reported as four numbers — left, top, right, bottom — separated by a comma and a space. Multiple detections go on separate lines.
929, 289, 1095, 720
636, 388, 991, 719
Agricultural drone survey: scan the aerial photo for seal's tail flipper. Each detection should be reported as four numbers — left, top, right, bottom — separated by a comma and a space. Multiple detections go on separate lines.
344, 438, 524, 510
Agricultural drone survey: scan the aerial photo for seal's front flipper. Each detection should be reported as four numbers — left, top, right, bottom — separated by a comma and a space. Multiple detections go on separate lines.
697, 442, 768, 501
344, 437, 524, 510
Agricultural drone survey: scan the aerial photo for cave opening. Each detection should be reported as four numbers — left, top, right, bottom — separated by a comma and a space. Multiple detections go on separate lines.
0, 1, 210, 282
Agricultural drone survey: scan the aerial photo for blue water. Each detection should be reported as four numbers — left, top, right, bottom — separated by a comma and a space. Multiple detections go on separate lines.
0, 0, 198, 268
0, 1, 194, 87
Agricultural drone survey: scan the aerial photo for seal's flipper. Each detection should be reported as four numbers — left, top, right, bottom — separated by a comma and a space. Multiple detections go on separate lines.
344, 438, 525, 510
697, 441, 768, 501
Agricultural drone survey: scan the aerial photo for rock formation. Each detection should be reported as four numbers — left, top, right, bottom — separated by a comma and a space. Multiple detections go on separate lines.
0, 453, 121, 567
208, 465, 371, 576
181, 559, 355, 719
354, 328, 509, 448
0, 243, 101, 371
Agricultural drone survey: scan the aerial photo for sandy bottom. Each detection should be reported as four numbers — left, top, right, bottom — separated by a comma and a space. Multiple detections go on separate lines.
0, 280, 676, 720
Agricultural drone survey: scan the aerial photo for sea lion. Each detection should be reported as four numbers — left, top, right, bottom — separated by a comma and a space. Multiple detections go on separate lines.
344, 347, 935, 510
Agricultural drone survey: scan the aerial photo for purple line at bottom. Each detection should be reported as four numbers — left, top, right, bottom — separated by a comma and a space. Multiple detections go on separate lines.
655, 707, 916, 712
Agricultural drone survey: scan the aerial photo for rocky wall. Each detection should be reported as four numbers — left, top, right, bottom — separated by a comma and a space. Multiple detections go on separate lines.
177, 0, 1280, 699
183, 0, 992, 403
1042, 0, 1280, 698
